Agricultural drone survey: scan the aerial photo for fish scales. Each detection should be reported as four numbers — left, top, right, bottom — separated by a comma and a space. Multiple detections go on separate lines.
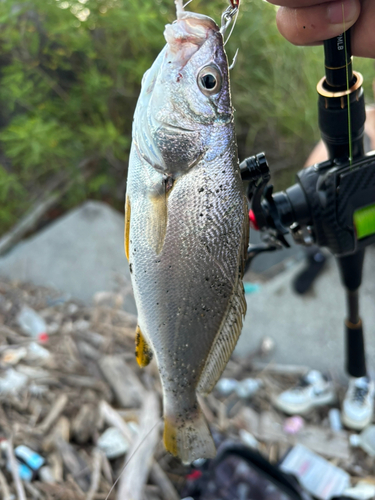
125, 0, 248, 464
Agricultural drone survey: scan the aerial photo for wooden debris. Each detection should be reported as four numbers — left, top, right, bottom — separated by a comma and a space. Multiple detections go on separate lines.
0, 277, 372, 499
72, 404, 98, 444
149, 461, 179, 500
6, 438, 27, 500
55, 438, 91, 492
86, 448, 102, 500
116, 392, 160, 500
0, 469, 12, 500
99, 355, 144, 408
99, 400, 134, 443
37, 393, 68, 434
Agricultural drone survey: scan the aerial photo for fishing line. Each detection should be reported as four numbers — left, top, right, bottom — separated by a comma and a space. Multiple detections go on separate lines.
104, 419, 162, 500
342, 2, 352, 165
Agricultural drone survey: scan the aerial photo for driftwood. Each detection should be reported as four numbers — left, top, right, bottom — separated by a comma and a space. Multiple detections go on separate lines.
99, 355, 144, 408
38, 394, 68, 434
149, 462, 179, 500
0, 468, 12, 500
72, 404, 98, 444
116, 392, 160, 500
6, 439, 26, 500
99, 400, 134, 443
55, 438, 91, 492
86, 448, 102, 500
100, 400, 178, 500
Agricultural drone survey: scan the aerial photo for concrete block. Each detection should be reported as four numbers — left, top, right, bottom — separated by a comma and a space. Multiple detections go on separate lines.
0, 201, 136, 313
237, 246, 375, 380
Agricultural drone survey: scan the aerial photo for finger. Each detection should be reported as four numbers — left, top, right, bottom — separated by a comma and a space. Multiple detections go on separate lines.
276, 0, 361, 46
351, 0, 375, 58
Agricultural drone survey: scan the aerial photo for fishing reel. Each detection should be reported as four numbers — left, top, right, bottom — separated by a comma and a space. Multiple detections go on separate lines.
241, 30, 375, 263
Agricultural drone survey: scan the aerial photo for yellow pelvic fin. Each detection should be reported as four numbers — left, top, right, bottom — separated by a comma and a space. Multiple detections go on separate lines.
124, 195, 131, 261
163, 417, 178, 457
135, 326, 153, 368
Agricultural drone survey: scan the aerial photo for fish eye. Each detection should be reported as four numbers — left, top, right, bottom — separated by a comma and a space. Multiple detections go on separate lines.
197, 65, 222, 96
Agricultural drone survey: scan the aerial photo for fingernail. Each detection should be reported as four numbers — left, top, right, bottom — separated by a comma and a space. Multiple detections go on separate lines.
327, 0, 358, 24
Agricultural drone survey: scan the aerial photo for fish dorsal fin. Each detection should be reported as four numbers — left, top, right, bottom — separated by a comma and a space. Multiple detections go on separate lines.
135, 325, 153, 368
197, 199, 248, 395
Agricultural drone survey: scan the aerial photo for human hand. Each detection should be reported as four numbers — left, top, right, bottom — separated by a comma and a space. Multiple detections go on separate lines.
266, 0, 375, 58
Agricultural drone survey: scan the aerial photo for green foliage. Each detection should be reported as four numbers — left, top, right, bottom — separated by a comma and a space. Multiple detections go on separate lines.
0, 0, 373, 231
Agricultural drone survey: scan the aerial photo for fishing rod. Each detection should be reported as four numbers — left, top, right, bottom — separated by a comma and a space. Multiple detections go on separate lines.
241, 29, 375, 375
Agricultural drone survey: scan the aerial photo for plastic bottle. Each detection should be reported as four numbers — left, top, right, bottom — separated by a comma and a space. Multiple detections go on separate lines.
17, 305, 48, 342
349, 426, 375, 457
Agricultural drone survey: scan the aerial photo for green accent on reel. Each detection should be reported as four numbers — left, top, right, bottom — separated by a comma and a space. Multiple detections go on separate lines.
354, 204, 375, 240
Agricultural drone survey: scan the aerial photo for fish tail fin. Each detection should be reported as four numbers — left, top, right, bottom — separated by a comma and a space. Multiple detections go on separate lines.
163, 403, 216, 464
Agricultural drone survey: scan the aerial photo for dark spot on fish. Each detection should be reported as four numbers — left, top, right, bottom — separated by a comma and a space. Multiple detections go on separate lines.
176, 72, 183, 82
198, 187, 204, 193
129, 263, 133, 274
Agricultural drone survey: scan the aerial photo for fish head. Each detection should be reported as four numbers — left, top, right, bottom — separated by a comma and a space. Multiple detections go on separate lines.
133, 5, 232, 175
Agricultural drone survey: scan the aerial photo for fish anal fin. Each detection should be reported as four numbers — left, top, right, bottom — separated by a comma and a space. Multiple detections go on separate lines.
163, 404, 216, 464
197, 279, 246, 396
124, 195, 131, 261
135, 326, 153, 368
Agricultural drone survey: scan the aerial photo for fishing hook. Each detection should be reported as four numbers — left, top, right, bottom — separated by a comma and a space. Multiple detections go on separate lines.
229, 48, 239, 70
220, 0, 240, 41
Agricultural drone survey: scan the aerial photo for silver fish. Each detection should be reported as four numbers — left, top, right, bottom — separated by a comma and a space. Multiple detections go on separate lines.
125, 0, 248, 464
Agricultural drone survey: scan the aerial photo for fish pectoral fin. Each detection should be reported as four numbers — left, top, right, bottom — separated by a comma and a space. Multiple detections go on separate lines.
163, 404, 216, 464
147, 192, 168, 255
135, 326, 153, 368
124, 195, 131, 261
197, 278, 246, 396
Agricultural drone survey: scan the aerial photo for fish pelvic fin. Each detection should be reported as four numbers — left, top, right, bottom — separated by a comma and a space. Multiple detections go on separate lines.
124, 195, 131, 261
135, 325, 153, 368
163, 404, 216, 464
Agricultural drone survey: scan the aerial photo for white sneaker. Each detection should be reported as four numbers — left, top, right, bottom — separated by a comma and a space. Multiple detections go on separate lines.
342, 376, 374, 430
273, 370, 336, 415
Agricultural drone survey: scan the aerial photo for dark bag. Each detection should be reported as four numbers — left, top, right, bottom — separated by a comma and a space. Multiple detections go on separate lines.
181, 442, 312, 500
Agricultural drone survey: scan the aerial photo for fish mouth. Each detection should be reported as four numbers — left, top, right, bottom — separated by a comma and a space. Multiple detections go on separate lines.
164, 6, 220, 66
165, 15, 219, 49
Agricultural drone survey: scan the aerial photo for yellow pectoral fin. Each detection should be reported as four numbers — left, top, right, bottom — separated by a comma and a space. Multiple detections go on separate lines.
124, 195, 131, 261
135, 326, 153, 368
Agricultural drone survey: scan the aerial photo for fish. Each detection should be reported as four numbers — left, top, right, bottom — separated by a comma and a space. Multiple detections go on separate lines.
125, 0, 248, 464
